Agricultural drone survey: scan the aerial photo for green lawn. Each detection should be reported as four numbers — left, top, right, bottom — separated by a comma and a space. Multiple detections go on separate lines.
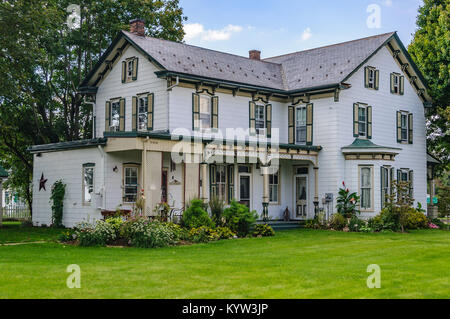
0, 226, 448, 299
0, 222, 64, 244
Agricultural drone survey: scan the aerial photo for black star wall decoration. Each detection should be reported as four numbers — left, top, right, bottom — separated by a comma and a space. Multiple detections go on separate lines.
39, 173, 48, 191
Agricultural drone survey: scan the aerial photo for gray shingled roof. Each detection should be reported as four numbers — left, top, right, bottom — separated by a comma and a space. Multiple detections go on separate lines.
264, 32, 395, 90
124, 31, 395, 92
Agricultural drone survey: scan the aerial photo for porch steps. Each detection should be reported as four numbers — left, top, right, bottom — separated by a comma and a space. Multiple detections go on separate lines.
259, 221, 305, 231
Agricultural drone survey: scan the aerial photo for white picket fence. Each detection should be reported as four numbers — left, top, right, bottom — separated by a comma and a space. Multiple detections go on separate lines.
1, 207, 31, 220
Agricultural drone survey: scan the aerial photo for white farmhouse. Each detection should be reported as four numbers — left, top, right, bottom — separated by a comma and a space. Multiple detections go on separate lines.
29, 20, 433, 227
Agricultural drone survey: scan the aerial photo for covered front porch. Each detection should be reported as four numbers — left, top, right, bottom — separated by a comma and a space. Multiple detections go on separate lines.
103, 133, 322, 221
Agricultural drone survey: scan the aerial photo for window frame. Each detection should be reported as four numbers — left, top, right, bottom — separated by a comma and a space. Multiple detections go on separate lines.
392, 73, 400, 94
82, 165, 95, 206
254, 104, 266, 136
367, 67, 375, 89
400, 113, 409, 143
123, 164, 140, 204
137, 95, 148, 132
269, 170, 280, 204
199, 94, 212, 131
359, 165, 374, 212
295, 106, 307, 146
358, 104, 368, 138
380, 166, 391, 208
110, 100, 121, 132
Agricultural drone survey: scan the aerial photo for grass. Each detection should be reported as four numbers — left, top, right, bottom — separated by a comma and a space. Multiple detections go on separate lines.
0, 226, 449, 299
0, 222, 65, 244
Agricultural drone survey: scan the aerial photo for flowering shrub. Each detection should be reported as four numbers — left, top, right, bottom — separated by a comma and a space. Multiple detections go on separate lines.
127, 220, 178, 248
188, 227, 220, 243
75, 221, 116, 247
253, 224, 275, 237
336, 182, 360, 218
216, 227, 236, 240
105, 217, 125, 237
428, 223, 440, 229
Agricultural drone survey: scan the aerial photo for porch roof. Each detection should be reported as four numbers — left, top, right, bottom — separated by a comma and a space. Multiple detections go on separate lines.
28, 138, 107, 154
342, 138, 401, 150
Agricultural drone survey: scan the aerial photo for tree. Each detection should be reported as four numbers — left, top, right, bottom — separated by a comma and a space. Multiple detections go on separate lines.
0, 0, 186, 214
408, 0, 450, 173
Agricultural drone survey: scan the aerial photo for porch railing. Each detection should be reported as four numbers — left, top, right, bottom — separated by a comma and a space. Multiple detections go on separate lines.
1, 207, 31, 221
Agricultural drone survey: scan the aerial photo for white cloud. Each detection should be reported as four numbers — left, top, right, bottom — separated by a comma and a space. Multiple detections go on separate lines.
301, 27, 312, 41
184, 23, 243, 42
382, 0, 393, 7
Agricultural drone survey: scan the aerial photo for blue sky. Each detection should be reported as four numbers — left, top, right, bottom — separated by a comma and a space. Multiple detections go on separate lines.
179, 0, 423, 58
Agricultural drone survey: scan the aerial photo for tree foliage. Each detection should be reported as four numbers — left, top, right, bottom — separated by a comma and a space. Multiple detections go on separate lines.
0, 0, 186, 214
408, 0, 450, 172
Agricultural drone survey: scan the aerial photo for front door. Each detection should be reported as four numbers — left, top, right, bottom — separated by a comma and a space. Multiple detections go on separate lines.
239, 175, 251, 208
295, 175, 308, 219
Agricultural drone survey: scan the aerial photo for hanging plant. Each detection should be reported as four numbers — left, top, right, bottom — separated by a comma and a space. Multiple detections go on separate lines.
50, 180, 66, 228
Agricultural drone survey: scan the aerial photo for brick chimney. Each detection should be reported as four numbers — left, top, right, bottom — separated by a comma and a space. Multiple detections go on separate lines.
130, 19, 146, 37
249, 50, 261, 60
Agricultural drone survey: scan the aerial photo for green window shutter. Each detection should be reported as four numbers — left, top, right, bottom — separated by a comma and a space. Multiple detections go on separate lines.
132, 58, 138, 81
367, 106, 372, 139
288, 106, 295, 144
400, 76, 405, 95
121, 61, 126, 83
375, 70, 380, 90
147, 93, 154, 131
266, 104, 272, 138
227, 165, 234, 203
364, 67, 369, 88
409, 170, 414, 198
380, 166, 386, 208
396, 111, 402, 143
132, 97, 137, 132
212, 96, 219, 131
249, 101, 256, 136
408, 113, 413, 144
192, 93, 200, 131
105, 101, 111, 132
306, 103, 313, 145
390, 73, 395, 94
119, 98, 126, 132
353, 103, 359, 137
209, 165, 217, 199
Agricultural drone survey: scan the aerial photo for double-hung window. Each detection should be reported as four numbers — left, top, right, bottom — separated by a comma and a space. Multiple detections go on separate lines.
127, 60, 134, 79
255, 105, 266, 135
82, 164, 95, 206
359, 165, 373, 211
401, 113, 408, 142
380, 166, 391, 208
392, 74, 399, 94
358, 105, 368, 138
110, 101, 121, 132
199, 95, 211, 130
138, 96, 148, 131
124, 166, 139, 203
269, 171, 279, 204
296, 106, 307, 145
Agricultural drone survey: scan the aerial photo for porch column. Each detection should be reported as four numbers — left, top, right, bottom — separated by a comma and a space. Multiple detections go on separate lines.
184, 161, 200, 207
201, 162, 208, 203
144, 151, 162, 216
313, 166, 319, 218
261, 166, 269, 222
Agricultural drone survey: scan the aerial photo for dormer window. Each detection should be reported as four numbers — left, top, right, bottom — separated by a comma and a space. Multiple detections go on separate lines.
364, 66, 379, 90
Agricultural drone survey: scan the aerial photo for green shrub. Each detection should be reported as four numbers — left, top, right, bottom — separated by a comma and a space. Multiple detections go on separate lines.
59, 230, 75, 242
336, 182, 360, 218
348, 216, 366, 232
181, 199, 214, 229
50, 180, 66, 228
216, 227, 236, 239
405, 209, 428, 229
223, 200, 258, 237
189, 227, 220, 243
105, 217, 125, 237
253, 224, 275, 237
329, 214, 347, 231
163, 222, 190, 241
127, 219, 178, 248
75, 221, 116, 247
367, 217, 383, 232
305, 218, 322, 230
376, 207, 402, 232
209, 197, 225, 226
